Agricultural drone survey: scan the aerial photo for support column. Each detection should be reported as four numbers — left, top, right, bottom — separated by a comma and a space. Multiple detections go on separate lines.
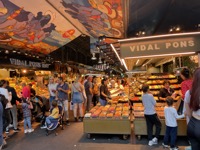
198, 53, 200, 67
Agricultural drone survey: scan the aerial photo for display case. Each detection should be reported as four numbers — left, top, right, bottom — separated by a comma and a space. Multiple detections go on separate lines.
83, 103, 131, 139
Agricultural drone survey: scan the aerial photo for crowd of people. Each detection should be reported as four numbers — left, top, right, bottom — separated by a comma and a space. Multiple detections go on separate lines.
0, 67, 200, 150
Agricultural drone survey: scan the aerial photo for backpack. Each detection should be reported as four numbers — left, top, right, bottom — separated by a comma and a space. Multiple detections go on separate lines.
0, 94, 8, 109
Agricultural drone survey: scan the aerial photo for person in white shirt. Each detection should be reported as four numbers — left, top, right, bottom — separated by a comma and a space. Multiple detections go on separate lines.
162, 96, 185, 150
48, 77, 58, 109
142, 84, 161, 146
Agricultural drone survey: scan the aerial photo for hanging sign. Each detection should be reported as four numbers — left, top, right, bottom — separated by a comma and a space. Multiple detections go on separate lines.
119, 32, 200, 58
9, 58, 51, 69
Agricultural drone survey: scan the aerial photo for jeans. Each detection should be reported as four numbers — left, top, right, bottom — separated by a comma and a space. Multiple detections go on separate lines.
187, 116, 200, 150
92, 95, 99, 106
49, 96, 55, 108
10, 104, 18, 129
0, 102, 3, 146
144, 114, 161, 140
24, 117, 31, 130
73, 103, 83, 118
58, 100, 69, 121
46, 116, 56, 125
86, 95, 93, 112
99, 98, 107, 106
163, 126, 177, 148
4, 109, 11, 131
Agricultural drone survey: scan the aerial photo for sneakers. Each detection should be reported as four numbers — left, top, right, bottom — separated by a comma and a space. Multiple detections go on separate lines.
5, 129, 9, 134
170, 146, 179, 150
8, 124, 13, 128
28, 129, 34, 133
148, 137, 158, 146
66, 120, 70, 126
13, 128, 20, 132
40, 125, 47, 129
162, 143, 169, 148
24, 129, 28, 134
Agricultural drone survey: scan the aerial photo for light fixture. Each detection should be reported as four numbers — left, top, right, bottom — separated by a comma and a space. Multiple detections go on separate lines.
22, 69, 27, 73
110, 44, 122, 64
91, 52, 97, 60
5, 50, 9, 54
122, 59, 128, 71
98, 57, 102, 64
136, 59, 140, 65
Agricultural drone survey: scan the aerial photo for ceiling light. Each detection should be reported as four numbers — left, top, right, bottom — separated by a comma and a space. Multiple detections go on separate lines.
12, 50, 16, 53
136, 59, 140, 65
176, 27, 181, 31
122, 59, 128, 71
91, 53, 97, 60
5, 50, 9, 54
98, 57, 102, 64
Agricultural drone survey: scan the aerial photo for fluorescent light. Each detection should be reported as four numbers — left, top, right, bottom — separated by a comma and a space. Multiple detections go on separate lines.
110, 44, 122, 64
124, 52, 196, 59
142, 59, 152, 66
122, 59, 128, 71
136, 59, 140, 65
118, 32, 200, 42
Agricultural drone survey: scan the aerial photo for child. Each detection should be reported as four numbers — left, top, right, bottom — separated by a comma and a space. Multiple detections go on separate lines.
142, 84, 161, 146
43, 100, 59, 128
22, 97, 34, 133
162, 96, 185, 150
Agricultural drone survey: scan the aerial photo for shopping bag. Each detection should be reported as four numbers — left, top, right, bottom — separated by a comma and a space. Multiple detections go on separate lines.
70, 102, 74, 110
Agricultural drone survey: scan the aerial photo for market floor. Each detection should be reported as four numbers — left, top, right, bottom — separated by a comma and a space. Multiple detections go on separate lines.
4, 120, 190, 150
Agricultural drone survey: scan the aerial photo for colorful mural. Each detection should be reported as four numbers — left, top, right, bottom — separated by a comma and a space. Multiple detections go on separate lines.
0, 0, 81, 54
47, 0, 124, 38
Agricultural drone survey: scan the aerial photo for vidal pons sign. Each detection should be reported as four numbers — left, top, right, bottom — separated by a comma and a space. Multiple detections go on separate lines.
119, 32, 200, 59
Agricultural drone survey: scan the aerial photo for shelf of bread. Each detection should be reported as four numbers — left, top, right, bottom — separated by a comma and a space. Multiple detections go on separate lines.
85, 103, 130, 120
148, 74, 176, 79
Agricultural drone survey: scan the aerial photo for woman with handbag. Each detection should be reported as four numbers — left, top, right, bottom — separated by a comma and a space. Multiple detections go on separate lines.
71, 76, 84, 122
185, 68, 200, 150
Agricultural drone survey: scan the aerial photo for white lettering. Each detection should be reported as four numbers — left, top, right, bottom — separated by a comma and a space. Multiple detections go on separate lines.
130, 46, 136, 52
188, 40, 195, 47
166, 43, 171, 49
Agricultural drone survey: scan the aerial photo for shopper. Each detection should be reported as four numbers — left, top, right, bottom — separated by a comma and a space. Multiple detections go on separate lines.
92, 77, 100, 106
5, 80, 21, 132
141, 84, 161, 146
56, 77, 70, 126
99, 78, 110, 106
21, 82, 30, 99
84, 76, 93, 112
71, 75, 84, 122
162, 96, 185, 150
43, 100, 59, 128
186, 68, 200, 150
158, 80, 177, 101
0, 80, 12, 134
22, 97, 34, 133
48, 77, 58, 109
0, 97, 5, 149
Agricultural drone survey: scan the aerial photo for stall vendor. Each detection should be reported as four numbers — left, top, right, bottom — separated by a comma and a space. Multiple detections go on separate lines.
158, 80, 178, 101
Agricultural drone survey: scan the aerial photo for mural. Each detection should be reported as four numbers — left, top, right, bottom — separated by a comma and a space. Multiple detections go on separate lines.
0, 0, 81, 54
47, 0, 124, 38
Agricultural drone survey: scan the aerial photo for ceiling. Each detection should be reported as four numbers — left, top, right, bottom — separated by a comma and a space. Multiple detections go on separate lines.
0, 0, 200, 70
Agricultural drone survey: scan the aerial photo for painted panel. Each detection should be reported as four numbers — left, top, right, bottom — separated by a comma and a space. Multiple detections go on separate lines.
0, 0, 81, 54
47, 0, 124, 38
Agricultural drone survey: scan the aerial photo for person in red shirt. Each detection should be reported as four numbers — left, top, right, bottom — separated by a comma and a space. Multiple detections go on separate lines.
21, 82, 31, 99
180, 68, 192, 99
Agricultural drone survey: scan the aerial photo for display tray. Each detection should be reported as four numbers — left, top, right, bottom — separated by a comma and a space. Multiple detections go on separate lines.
83, 117, 131, 135
133, 117, 187, 138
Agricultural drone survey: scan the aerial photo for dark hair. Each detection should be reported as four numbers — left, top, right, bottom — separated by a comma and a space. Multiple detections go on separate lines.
142, 84, 149, 93
58, 77, 63, 81
163, 80, 170, 85
52, 100, 58, 108
101, 78, 108, 85
0, 80, 6, 87
181, 68, 190, 79
166, 96, 174, 106
190, 68, 200, 111
5, 80, 9, 86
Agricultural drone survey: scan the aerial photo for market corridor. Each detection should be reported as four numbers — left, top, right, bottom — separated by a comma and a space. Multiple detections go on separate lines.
4, 120, 189, 150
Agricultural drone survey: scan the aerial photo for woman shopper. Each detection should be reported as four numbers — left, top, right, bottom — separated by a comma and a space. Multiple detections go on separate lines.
186, 68, 200, 150
71, 75, 84, 122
